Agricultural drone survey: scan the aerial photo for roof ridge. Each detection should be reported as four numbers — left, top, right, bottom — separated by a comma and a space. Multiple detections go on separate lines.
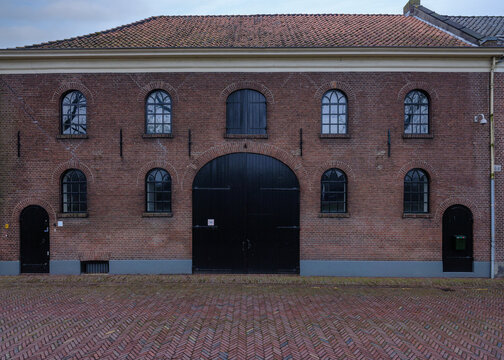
152, 13, 404, 17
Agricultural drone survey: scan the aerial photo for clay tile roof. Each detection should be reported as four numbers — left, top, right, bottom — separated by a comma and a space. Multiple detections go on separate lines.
21, 14, 472, 49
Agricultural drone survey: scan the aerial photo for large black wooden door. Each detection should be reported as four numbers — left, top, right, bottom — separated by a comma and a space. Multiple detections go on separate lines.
442, 205, 473, 272
193, 153, 299, 273
20, 205, 50, 273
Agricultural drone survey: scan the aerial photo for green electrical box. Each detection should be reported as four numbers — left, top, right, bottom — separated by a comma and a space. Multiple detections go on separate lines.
454, 235, 467, 250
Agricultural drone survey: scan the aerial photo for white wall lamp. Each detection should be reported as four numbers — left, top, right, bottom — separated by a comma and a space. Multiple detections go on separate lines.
474, 113, 487, 124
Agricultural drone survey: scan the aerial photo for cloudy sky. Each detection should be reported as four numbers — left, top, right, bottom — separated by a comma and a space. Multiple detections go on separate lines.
1, 0, 503, 49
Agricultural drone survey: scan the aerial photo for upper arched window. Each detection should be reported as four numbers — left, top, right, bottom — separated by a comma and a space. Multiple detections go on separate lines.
146, 90, 172, 134
146, 168, 172, 212
404, 169, 429, 213
61, 169, 87, 213
322, 90, 347, 134
226, 89, 266, 135
321, 168, 347, 213
61, 91, 87, 135
404, 90, 429, 134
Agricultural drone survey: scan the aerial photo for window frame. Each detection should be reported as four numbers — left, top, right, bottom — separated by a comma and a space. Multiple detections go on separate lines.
61, 169, 87, 214
145, 168, 172, 213
403, 168, 429, 214
145, 90, 173, 135
404, 90, 430, 135
321, 168, 348, 213
60, 90, 87, 135
321, 89, 348, 135
226, 89, 267, 136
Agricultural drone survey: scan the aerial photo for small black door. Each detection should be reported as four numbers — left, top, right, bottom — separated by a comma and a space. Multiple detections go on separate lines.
193, 153, 300, 273
442, 205, 473, 272
20, 205, 50, 273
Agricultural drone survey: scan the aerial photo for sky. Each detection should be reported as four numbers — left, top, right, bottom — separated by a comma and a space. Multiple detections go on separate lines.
0, 0, 503, 49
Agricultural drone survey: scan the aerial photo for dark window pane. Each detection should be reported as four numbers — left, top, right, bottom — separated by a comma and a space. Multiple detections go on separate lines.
146, 168, 172, 212
321, 168, 347, 213
61, 169, 87, 213
404, 169, 429, 213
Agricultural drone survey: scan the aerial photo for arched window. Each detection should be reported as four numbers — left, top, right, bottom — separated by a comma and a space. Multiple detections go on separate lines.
226, 89, 266, 135
61, 91, 87, 135
321, 168, 347, 213
321, 90, 347, 134
404, 169, 429, 213
61, 169, 87, 213
146, 168, 172, 212
404, 90, 429, 134
146, 90, 172, 134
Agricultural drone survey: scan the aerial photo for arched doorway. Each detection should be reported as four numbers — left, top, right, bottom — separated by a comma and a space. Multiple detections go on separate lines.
442, 205, 473, 272
20, 205, 50, 273
192, 153, 300, 273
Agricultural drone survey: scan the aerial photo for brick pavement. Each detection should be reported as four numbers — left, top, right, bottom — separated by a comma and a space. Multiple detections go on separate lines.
0, 275, 503, 359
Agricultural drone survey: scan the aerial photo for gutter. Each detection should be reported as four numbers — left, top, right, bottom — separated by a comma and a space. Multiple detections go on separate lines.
0, 47, 503, 59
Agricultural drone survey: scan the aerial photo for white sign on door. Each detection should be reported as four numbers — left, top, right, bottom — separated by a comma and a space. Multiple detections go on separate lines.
207, 219, 215, 226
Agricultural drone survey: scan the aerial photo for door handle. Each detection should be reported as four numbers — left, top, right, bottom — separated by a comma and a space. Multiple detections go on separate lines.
43, 227, 49, 233
47, 251, 50, 256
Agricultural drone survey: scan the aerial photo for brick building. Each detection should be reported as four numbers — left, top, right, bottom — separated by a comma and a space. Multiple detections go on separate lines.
0, 1, 503, 277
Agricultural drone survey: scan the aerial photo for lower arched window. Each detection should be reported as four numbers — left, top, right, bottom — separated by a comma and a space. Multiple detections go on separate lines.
146, 168, 172, 212
404, 169, 429, 213
62, 169, 87, 213
321, 168, 347, 213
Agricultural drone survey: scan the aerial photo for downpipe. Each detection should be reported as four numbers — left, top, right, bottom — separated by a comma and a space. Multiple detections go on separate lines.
490, 56, 495, 279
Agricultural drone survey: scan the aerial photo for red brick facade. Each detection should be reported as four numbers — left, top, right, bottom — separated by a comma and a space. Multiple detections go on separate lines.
0, 72, 492, 271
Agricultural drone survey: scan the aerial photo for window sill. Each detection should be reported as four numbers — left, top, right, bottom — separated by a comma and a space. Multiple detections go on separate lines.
319, 134, 351, 139
403, 213, 432, 219
224, 134, 268, 139
142, 133, 173, 139
56, 134, 88, 139
142, 212, 173, 218
57, 212, 89, 218
402, 134, 434, 139
318, 213, 350, 218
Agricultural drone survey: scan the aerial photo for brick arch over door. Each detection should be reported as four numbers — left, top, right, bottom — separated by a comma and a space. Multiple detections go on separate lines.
181, 142, 309, 192
434, 197, 481, 225
12, 198, 57, 226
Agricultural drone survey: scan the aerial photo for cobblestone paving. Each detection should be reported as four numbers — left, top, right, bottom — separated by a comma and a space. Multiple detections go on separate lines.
0, 275, 503, 359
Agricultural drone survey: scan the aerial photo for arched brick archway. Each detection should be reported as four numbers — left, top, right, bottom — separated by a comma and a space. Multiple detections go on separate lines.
181, 142, 309, 192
